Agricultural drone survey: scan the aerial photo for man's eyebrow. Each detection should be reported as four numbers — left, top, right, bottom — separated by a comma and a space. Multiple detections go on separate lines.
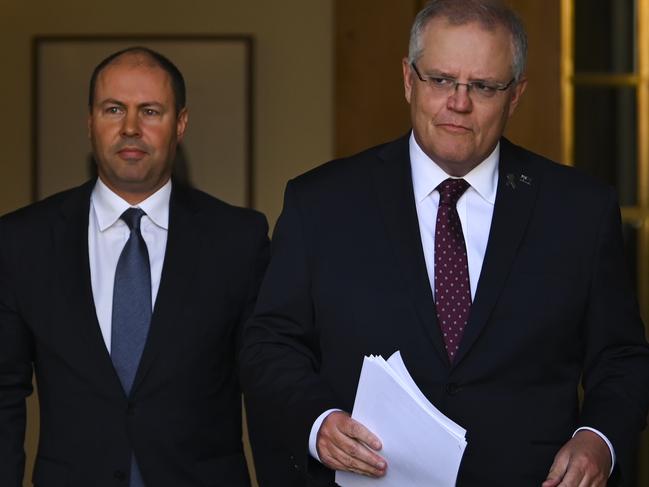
98, 98, 126, 106
424, 69, 501, 82
138, 101, 164, 108
97, 99, 165, 109
422, 69, 456, 78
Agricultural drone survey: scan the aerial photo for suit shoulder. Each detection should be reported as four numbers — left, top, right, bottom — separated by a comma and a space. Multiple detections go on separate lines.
289, 136, 405, 191
0, 183, 90, 230
504, 140, 613, 199
179, 185, 268, 231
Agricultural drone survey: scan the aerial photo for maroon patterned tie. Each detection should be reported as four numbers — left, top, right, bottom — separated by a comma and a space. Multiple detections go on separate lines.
434, 178, 471, 361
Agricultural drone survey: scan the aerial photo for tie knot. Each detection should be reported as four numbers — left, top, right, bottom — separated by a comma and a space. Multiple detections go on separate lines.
120, 208, 146, 231
437, 178, 469, 206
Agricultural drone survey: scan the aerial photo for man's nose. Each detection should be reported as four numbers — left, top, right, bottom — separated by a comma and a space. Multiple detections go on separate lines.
120, 111, 142, 137
446, 83, 473, 113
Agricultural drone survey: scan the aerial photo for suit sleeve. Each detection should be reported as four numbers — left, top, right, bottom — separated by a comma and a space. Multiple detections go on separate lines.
579, 188, 649, 482
240, 181, 339, 479
0, 219, 34, 486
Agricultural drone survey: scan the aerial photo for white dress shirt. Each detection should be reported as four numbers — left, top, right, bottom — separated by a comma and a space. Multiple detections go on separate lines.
309, 134, 615, 472
410, 132, 498, 300
88, 178, 171, 352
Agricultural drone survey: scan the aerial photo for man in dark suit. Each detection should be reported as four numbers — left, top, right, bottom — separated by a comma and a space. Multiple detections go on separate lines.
0, 47, 269, 486
240, 1, 649, 486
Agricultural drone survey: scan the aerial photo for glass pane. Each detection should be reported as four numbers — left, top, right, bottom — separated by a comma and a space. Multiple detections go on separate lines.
574, 86, 637, 205
621, 222, 638, 293
575, 0, 636, 73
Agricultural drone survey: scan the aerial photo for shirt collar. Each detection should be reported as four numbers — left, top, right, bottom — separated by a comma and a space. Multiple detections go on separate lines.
409, 132, 499, 205
91, 178, 172, 231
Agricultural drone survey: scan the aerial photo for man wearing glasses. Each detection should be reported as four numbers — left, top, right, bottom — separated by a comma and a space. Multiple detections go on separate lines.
241, 1, 649, 486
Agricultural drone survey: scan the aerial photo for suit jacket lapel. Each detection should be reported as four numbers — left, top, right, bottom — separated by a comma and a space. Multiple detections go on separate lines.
371, 135, 450, 365
453, 139, 540, 366
131, 183, 203, 394
53, 181, 123, 391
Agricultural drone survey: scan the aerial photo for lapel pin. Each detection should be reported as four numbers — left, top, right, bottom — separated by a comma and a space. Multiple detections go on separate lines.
519, 174, 533, 186
506, 173, 517, 189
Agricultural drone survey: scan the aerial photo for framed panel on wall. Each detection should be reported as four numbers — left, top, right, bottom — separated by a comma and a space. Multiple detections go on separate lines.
32, 35, 254, 207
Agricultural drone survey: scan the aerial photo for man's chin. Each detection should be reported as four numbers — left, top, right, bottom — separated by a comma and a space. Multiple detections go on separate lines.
99, 173, 168, 200
428, 149, 482, 176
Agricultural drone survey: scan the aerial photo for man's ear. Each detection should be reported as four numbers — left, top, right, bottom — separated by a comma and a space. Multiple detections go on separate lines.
176, 108, 189, 142
402, 57, 414, 104
507, 77, 527, 117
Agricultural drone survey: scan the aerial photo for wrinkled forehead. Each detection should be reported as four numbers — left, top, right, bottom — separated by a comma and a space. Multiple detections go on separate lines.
419, 18, 514, 76
424, 15, 514, 49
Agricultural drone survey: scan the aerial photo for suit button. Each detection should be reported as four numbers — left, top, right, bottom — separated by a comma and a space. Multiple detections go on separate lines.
445, 382, 460, 395
113, 470, 126, 481
127, 402, 135, 416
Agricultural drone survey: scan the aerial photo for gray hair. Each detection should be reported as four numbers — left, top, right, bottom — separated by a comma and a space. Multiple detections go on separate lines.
408, 0, 528, 82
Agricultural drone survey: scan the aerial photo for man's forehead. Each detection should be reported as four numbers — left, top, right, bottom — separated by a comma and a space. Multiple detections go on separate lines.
425, 16, 509, 38
96, 56, 171, 89
93, 65, 174, 113
107, 52, 160, 69
419, 18, 513, 67
96, 53, 170, 85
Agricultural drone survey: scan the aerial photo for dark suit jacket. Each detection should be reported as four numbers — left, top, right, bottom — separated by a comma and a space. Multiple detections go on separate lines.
241, 135, 649, 486
0, 180, 269, 487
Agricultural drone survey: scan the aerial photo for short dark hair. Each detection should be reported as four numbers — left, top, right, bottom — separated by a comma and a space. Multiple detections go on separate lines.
409, 0, 528, 81
88, 46, 186, 114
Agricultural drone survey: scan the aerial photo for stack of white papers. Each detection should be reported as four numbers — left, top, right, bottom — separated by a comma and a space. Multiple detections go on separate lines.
335, 351, 467, 486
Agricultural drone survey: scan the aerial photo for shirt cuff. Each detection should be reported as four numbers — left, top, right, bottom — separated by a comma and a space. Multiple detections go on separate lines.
308, 408, 343, 462
573, 427, 616, 476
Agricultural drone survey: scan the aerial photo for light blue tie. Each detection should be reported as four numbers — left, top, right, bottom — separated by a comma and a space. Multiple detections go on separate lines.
112, 207, 150, 487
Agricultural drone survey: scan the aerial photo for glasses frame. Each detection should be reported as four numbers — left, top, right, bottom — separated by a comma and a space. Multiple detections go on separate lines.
410, 62, 516, 98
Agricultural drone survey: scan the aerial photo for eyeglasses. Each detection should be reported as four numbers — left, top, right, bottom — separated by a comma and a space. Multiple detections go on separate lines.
411, 62, 515, 99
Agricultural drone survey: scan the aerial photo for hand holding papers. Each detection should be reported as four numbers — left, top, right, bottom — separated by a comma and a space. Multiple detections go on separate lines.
335, 351, 467, 486
317, 411, 387, 477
